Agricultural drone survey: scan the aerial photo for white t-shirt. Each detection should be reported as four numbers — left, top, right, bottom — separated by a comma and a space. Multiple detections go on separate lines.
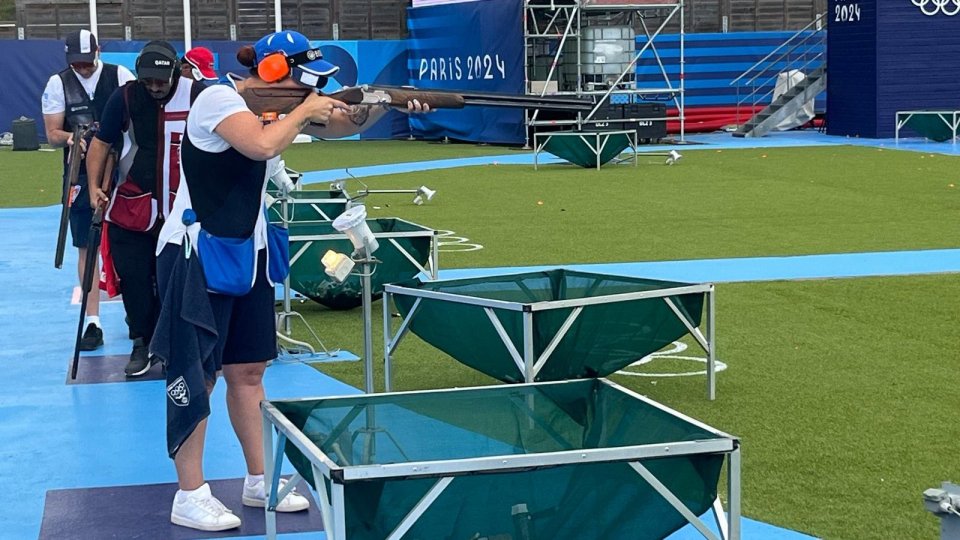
41, 61, 136, 115
185, 85, 251, 153
157, 84, 279, 258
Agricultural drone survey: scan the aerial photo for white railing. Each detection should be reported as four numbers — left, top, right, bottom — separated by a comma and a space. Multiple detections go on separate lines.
730, 13, 827, 124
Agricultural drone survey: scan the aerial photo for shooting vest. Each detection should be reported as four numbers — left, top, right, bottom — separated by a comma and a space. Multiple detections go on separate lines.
179, 132, 267, 239
58, 63, 119, 173
162, 132, 283, 294
105, 77, 203, 232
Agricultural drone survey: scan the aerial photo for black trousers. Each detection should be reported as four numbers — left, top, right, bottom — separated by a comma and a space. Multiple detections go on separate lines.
108, 224, 159, 342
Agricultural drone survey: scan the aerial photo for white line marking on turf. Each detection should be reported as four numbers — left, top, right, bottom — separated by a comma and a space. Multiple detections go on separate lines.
436, 230, 483, 252
616, 341, 728, 378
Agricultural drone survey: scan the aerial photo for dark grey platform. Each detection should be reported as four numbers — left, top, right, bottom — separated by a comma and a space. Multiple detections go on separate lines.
39, 477, 323, 539
67, 354, 165, 385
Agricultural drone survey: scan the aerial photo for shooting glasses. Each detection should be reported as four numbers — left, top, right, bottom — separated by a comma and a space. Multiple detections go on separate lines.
257, 49, 328, 88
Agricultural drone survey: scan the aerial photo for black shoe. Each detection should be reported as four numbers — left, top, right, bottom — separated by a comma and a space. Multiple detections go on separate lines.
78, 323, 104, 351
124, 338, 151, 377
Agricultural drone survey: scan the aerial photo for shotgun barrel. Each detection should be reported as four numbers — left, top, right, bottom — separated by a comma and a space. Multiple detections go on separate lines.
55, 124, 87, 269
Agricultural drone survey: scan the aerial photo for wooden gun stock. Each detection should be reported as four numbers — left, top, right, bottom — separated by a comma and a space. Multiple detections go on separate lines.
240, 87, 313, 116
382, 88, 465, 108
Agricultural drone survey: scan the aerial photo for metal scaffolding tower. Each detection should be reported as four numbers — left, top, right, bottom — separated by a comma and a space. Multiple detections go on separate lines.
523, 0, 686, 146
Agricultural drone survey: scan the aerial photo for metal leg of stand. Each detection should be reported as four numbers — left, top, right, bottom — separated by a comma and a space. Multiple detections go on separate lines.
383, 290, 392, 393
708, 285, 716, 401
361, 262, 375, 395
281, 277, 293, 336
263, 412, 278, 540
281, 196, 292, 335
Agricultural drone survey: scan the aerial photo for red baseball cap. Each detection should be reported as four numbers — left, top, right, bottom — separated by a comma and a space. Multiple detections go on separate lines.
183, 47, 218, 80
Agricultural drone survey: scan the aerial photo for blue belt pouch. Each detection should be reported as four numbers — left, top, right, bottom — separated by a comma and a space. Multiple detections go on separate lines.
266, 223, 290, 283
197, 230, 255, 296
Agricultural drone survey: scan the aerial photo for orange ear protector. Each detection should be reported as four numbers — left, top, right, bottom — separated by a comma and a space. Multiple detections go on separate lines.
256, 48, 324, 83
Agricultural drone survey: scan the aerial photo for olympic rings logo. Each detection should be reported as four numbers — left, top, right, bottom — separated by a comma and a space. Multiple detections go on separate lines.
912, 0, 960, 16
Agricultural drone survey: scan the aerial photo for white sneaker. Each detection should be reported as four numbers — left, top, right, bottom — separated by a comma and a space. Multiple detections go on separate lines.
170, 482, 242, 531
242, 477, 310, 512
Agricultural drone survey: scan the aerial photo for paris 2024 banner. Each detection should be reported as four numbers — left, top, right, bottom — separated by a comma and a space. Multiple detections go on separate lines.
407, 0, 525, 144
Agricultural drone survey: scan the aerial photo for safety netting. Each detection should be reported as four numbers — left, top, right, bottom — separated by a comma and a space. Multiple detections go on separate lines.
288, 218, 433, 310
391, 269, 705, 382
541, 131, 632, 168
902, 113, 957, 142
272, 379, 726, 540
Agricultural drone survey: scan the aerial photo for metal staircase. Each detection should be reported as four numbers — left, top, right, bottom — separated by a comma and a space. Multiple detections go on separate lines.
730, 12, 827, 138
733, 66, 827, 138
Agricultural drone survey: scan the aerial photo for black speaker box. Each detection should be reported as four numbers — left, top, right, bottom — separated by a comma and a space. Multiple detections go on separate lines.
593, 102, 667, 141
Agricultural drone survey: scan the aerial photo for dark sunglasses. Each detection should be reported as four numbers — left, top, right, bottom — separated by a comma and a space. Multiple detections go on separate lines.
71, 62, 96, 70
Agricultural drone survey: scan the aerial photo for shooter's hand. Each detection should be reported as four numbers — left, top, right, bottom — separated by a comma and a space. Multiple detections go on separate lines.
89, 187, 109, 208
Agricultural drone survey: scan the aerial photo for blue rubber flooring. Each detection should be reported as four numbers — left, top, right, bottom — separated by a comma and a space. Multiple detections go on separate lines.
7, 130, 959, 538
0, 206, 358, 539
430, 248, 960, 283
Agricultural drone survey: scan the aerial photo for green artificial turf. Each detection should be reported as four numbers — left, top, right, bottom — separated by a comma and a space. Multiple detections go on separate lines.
0, 139, 509, 208
280, 138, 515, 171
0, 147, 65, 207
305, 145, 960, 267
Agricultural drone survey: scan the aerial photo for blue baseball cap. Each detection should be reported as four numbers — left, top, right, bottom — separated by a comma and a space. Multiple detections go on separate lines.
253, 30, 339, 88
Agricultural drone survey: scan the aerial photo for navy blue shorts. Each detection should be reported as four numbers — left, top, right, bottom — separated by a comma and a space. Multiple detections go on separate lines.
158, 245, 277, 368
68, 181, 92, 248
209, 249, 277, 366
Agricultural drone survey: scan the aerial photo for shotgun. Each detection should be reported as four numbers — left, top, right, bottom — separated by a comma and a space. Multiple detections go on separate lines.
70, 149, 116, 380
55, 124, 89, 269
240, 84, 595, 117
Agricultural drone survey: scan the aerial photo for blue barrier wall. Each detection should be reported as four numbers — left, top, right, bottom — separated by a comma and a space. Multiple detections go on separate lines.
828, 0, 960, 138
636, 31, 825, 108
4, 31, 829, 144
3, 38, 410, 143
1, 40, 70, 145
824, 3, 876, 136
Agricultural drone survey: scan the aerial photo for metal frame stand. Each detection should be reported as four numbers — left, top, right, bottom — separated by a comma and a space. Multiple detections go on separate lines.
524, 0, 686, 146
533, 128, 638, 170
895, 110, 960, 144
384, 280, 718, 400
614, 148, 682, 165
262, 378, 741, 540
350, 247, 388, 462
330, 180, 437, 207
273, 193, 341, 361
356, 256, 378, 395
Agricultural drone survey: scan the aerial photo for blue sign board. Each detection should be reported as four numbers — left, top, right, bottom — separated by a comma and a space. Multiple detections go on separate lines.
406, 0, 524, 144
827, 0, 960, 138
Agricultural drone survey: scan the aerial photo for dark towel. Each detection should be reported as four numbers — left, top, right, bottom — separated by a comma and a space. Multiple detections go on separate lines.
150, 243, 219, 458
